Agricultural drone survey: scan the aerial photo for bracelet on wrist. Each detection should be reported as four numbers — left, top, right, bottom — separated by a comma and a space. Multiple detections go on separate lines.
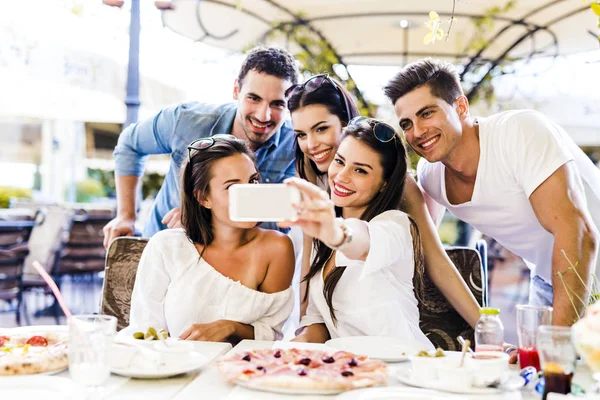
329, 218, 353, 250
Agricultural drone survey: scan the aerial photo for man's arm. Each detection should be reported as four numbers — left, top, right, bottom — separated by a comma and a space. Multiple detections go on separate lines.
529, 162, 600, 326
103, 106, 181, 248
103, 175, 139, 248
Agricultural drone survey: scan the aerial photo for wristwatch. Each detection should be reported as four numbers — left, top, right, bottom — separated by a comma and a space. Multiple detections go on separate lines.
329, 218, 353, 250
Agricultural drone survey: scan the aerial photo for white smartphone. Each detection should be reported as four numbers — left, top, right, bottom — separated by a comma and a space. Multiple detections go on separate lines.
229, 184, 302, 222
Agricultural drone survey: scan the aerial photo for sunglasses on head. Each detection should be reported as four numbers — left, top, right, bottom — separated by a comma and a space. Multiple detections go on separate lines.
285, 74, 352, 121
187, 134, 231, 162
348, 116, 397, 143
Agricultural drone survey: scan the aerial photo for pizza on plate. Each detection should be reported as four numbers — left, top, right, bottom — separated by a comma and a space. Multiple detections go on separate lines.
0, 331, 69, 375
217, 348, 387, 392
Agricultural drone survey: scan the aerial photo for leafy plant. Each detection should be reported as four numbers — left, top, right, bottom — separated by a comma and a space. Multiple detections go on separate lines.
88, 168, 116, 198
73, 179, 106, 203
591, 2, 600, 42
556, 249, 600, 323
252, 18, 377, 117
142, 172, 165, 200
0, 187, 32, 208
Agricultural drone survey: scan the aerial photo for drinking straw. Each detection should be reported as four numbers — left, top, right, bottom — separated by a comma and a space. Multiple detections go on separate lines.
460, 339, 471, 368
33, 260, 97, 362
32, 260, 72, 319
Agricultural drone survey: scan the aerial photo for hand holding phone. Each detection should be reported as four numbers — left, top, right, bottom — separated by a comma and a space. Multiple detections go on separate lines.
229, 184, 301, 222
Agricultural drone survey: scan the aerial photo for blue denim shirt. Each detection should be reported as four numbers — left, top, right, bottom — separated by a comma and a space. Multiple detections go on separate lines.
114, 102, 296, 237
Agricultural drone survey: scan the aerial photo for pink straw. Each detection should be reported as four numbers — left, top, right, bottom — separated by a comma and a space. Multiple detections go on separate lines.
32, 260, 73, 319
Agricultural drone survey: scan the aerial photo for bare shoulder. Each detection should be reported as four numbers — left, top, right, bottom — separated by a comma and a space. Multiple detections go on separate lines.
255, 229, 295, 293
256, 229, 294, 254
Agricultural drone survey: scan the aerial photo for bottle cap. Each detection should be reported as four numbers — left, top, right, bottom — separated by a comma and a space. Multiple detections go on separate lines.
479, 307, 501, 315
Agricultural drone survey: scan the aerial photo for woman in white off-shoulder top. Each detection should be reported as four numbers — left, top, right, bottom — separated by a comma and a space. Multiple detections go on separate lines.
282, 118, 432, 347
128, 136, 295, 343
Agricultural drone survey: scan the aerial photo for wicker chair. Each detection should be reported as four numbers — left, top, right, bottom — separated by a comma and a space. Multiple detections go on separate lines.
100, 237, 148, 330
0, 209, 45, 325
415, 240, 488, 351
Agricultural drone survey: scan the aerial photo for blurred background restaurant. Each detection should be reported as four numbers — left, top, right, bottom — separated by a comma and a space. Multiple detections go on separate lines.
1, 0, 599, 344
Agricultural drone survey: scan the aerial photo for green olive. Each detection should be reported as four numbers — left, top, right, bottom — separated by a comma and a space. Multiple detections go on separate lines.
434, 348, 445, 358
144, 327, 158, 340
158, 329, 168, 339
132, 332, 144, 340
417, 350, 431, 357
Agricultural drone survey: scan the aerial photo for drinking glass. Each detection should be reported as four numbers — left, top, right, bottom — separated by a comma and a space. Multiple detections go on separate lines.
69, 314, 117, 391
537, 325, 577, 400
516, 305, 553, 371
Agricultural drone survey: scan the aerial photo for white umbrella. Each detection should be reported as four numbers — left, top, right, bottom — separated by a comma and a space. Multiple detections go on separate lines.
159, 1, 598, 88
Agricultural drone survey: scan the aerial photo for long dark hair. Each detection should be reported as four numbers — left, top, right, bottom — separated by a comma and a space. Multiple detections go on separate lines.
302, 119, 425, 323
287, 76, 360, 181
180, 136, 255, 246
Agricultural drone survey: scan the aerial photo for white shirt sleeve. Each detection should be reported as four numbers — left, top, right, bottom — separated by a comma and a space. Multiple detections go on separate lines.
128, 237, 170, 332
250, 288, 294, 341
335, 210, 414, 280
298, 294, 326, 332
503, 110, 574, 198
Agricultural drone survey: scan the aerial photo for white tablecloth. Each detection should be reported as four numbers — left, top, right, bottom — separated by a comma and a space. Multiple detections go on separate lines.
174, 340, 595, 400
7, 339, 596, 399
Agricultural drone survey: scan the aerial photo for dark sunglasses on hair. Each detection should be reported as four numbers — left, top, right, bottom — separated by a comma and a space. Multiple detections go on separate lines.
285, 74, 352, 121
348, 116, 397, 143
187, 134, 231, 162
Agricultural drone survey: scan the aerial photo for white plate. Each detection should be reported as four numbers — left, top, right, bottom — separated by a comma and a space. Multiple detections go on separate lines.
0, 376, 78, 399
396, 371, 501, 394
325, 336, 431, 362
336, 386, 468, 400
110, 351, 209, 379
235, 379, 345, 395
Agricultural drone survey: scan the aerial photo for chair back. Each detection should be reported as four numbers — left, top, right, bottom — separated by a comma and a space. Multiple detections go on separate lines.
414, 242, 487, 351
100, 237, 148, 330
0, 209, 41, 311
53, 209, 114, 275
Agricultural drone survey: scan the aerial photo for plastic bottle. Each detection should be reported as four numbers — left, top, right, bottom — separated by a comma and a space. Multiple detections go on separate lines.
475, 307, 504, 352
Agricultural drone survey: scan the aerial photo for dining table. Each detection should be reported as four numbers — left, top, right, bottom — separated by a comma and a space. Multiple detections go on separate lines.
9, 339, 598, 399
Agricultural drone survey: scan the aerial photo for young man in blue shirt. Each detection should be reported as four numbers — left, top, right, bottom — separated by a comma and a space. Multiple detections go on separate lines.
103, 46, 299, 247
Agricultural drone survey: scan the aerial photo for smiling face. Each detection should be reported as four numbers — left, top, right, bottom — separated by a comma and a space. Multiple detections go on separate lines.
292, 104, 343, 173
393, 85, 465, 163
328, 136, 385, 217
201, 153, 259, 229
233, 70, 292, 147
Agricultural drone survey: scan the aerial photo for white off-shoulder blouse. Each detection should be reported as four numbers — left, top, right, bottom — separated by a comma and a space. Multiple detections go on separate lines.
128, 229, 294, 340
299, 210, 433, 348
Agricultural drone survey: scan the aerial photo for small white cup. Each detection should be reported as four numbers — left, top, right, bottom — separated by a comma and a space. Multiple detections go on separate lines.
410, 355, 444, 381
108, 343, 138, 369
465, 351, 509, 387
436, 359, 474, 391
153, 341, 194, 367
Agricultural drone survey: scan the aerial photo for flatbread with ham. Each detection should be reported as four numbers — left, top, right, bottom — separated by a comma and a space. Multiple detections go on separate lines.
217, 348, 387, 392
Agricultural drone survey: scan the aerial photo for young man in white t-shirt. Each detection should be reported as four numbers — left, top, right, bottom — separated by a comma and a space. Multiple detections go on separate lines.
384, 58, 600, 327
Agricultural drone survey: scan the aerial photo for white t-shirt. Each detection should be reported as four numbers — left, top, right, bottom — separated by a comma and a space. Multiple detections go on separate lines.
299, 210, 434, 348
128, 229, 294, 340
418, 110, 600, 282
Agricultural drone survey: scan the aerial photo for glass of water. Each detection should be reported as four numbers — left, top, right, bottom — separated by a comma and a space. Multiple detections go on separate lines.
69, 314, 117, 390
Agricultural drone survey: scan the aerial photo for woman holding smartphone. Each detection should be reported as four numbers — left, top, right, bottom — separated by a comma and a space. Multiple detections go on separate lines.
128, 135, 295, 343
286, 75, 481, 329
282, 118, 432, 343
